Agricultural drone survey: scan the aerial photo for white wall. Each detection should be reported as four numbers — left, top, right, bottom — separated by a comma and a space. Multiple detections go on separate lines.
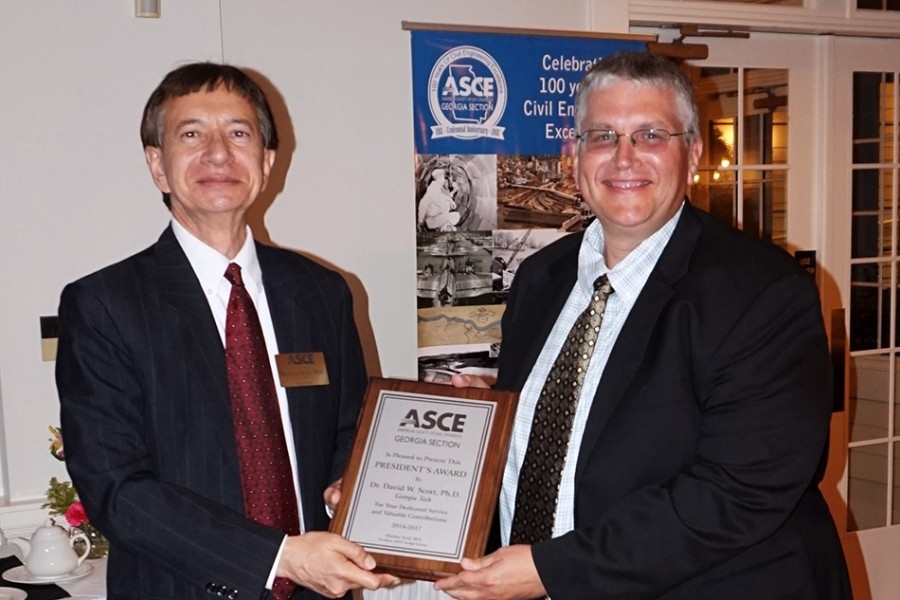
0, 0, 627, 523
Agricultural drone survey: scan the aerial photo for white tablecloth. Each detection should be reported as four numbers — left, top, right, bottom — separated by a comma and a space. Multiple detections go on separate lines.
51, 561, 454, 600
10, 557, 455, 600
59, 558, 106, 600
359, 581, 451, 600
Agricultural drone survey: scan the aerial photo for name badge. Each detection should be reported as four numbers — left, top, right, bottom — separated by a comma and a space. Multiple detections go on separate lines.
276, 352, 329, 387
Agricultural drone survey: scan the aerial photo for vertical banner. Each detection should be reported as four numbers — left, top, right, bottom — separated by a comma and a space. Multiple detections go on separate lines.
409, 26, 646, 382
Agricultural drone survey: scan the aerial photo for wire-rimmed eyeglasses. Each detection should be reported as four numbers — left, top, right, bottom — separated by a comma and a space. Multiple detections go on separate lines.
575, 128, 692, 153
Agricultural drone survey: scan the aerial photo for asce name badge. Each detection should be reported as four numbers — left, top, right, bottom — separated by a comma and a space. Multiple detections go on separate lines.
276, 352, 329, 388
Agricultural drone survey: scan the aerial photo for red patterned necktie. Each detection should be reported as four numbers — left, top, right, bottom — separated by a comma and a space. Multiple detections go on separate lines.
509, 274, 614, 545
224, 263, 300, 600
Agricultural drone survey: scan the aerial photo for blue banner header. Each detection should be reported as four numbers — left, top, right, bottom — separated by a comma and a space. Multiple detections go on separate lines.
411, 30, 646, 155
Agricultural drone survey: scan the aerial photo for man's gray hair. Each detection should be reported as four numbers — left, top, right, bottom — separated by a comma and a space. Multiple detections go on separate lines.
574, 51, 699, 145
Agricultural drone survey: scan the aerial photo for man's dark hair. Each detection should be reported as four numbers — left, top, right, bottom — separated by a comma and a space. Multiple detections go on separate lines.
141, 61, 278, 150
141, 63, 278, 209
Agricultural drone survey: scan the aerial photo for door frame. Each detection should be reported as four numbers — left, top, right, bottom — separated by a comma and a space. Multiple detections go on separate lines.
825, 35, 900, 600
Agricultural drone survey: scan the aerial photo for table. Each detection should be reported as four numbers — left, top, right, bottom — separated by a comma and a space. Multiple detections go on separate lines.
0, 554, 106, 600
59, 558, 106, 599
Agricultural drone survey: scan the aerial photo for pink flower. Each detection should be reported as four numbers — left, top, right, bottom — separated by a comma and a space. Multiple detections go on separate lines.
64, 501, 88, 527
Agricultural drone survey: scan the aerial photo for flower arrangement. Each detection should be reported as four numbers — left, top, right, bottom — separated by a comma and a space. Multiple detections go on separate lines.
44, 426, 109, 559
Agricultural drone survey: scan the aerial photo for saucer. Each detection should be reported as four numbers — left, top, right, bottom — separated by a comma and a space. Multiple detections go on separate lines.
0, 588, 26, 600
2, 562, 92, 585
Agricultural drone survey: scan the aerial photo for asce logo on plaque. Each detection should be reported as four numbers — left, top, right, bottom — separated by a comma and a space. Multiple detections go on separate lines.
399, 409, 467, 433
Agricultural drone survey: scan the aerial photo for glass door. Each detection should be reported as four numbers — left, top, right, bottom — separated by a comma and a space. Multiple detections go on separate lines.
688, 66, 789, 247
830, 35, 900, 600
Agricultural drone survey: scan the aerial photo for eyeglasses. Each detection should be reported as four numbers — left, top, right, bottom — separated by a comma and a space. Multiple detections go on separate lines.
576, 128, 691, 153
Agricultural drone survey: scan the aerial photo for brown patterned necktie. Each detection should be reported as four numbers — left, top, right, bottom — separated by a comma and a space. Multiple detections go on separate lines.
224, 263, 299, 600
509, 274, 614, 545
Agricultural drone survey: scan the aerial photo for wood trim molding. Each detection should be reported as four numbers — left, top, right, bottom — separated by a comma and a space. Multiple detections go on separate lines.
401, 20, 656, 42
0, 501, 51, 545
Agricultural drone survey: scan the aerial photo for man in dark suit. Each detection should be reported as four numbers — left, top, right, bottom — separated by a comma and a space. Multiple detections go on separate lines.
435, 52, 851, 599
55, 63, 398, 599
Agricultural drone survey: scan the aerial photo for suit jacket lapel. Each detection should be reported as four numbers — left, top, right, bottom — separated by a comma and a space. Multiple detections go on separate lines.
500, 235, 581, 392
257, 246, 327, 525
256, 245, 316, 408
155, 227, 237, 460
575, 203, 702, 482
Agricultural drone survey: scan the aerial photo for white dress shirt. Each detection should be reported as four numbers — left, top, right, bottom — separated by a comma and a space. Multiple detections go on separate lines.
499, 205, 683, 546
171, 219, 303, 587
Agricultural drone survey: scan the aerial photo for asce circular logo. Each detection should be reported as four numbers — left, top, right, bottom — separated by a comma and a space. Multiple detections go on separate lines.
427, 45, 507, 141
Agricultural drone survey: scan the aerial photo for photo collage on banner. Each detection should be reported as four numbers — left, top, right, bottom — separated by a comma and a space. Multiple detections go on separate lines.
409, 27, 647, 382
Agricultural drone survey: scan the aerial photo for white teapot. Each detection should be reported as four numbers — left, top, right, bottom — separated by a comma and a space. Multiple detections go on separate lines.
10, 519, 90, 577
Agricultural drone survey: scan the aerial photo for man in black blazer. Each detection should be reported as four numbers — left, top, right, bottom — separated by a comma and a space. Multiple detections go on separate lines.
55, 63, 398, 599
435, 52, 851, 599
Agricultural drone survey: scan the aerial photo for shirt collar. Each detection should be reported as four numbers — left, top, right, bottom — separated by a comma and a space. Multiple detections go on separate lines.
577, 201, 684, 304
170, 219, 263, 296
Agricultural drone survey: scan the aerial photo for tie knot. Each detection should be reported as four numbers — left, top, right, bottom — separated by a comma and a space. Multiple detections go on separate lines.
225, 263, 244, 287
594, 274, 613, 295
